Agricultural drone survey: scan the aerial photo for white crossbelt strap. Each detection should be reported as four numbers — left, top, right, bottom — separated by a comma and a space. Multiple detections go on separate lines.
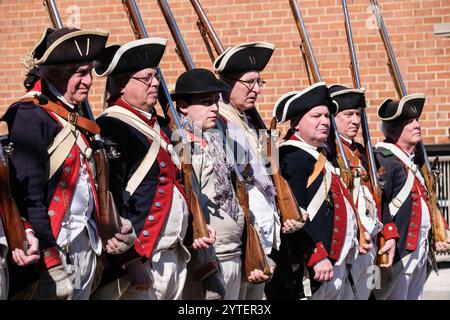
375, 142, 421, 217
19, 91, 89, 181
100, 106, 178, 197
376, 142, 425, 185
280, 138, 334, 221
389, 169, 415, 217
47, 113, 92, 181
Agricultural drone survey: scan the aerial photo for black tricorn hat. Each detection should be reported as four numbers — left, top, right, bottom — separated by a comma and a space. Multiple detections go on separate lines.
329, 84, 366, 114
273, 82, 330, 123
94, 38, 167, 77
171, 68, 230, 100
214, 42, 275, 74
31, 27, 109, 65
377, 93, 426, 122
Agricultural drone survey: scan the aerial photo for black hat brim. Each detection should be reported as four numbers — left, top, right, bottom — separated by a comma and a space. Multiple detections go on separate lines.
329, 86, 366, 114
214, 42, 275, 74
378, 94, 425, 122
33, 28, 109, 65
171, 68, 231, 100
94, 38, 167, 77
273, 82, 329, 123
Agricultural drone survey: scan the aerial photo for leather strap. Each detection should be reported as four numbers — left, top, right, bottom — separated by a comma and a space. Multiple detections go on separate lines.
19, 97, 100, 135
307, 151, 326, 188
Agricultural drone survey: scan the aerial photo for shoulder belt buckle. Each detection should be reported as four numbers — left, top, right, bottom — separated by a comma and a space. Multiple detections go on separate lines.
68, 112, 79, 127
391, 197, 403, 208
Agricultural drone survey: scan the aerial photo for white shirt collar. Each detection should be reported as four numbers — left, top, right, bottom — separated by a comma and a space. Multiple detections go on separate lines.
340, 134, 353, 145
134, 107, 153, 120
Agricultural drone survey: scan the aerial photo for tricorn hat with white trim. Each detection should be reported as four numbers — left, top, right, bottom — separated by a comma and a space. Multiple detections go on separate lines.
30, 27, 109, 65
377, 94, 425, 122
214, 42, 275, 74
94, 38, 167, 77
273, 82, 330, 123
328, 84, 366, 114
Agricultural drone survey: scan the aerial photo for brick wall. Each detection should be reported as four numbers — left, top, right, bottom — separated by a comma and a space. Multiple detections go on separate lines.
0, 0, 449, 144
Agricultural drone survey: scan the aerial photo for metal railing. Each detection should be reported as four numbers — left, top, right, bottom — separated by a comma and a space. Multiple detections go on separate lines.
431, 156, 450, 229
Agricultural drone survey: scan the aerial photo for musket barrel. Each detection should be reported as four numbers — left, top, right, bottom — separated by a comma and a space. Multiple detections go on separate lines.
43, 0, 63, 29
370, 0, 432, 172
189, 0, 225, 54
370, 0, 407, 97
290, 0, 351, 177
342, 0, 379, 192
289, 0, 321, 82
157, 0, 244, 183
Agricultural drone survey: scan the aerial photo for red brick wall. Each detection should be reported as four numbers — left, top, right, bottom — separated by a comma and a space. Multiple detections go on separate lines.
1, 0, 449, 144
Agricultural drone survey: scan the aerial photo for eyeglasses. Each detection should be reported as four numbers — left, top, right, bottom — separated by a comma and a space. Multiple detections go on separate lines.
131, 72, 160, 85
227, 76, 266, 90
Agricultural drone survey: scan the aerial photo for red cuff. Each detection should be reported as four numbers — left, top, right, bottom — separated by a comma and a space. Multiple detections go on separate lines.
307, 242, 329, 268
21, 220, 33, 231
42, 247, 62, 269
383, 223, 400, 240
193, 260, 219, 282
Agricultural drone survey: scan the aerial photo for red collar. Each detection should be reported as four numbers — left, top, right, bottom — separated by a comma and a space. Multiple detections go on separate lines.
112, 98, 157, 127
28, 80, 65, 108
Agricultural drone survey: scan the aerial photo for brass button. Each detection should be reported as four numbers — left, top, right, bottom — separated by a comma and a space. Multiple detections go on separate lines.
160, 162, 166, 168
143, 230, 149, 237
148, 215, 155, 221
48, 210, 55, 216
155, 202, 161, 208
64, 167, 71, 173
334, 228, 339, 233
158, 188, 164, 194
54, 196, 60, 203
160, 176, 166, 182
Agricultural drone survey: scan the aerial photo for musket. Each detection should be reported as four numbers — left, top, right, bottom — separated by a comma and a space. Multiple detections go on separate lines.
189, 0, 305, 225
42, 0, 122, 245
370, 0, 448, 248
342, 0, 388, 265
289, 0, 370, 249
289, 0, 353, 189
121, 0, 209, 240
157, 0, 270, 281
0, 122, 28, 253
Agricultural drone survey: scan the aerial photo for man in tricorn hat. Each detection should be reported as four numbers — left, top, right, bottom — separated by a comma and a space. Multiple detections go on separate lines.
91, 39, 215, 300
3, 27, 135, 300
214, 42, 283, 299
272, 83, 362, 300
171, 68, 242, 300
329, 85, 398, 299
373, 94, 450, 300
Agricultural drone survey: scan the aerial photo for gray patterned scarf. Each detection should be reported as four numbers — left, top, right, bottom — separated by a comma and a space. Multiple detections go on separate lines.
179, 114, 241, 222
